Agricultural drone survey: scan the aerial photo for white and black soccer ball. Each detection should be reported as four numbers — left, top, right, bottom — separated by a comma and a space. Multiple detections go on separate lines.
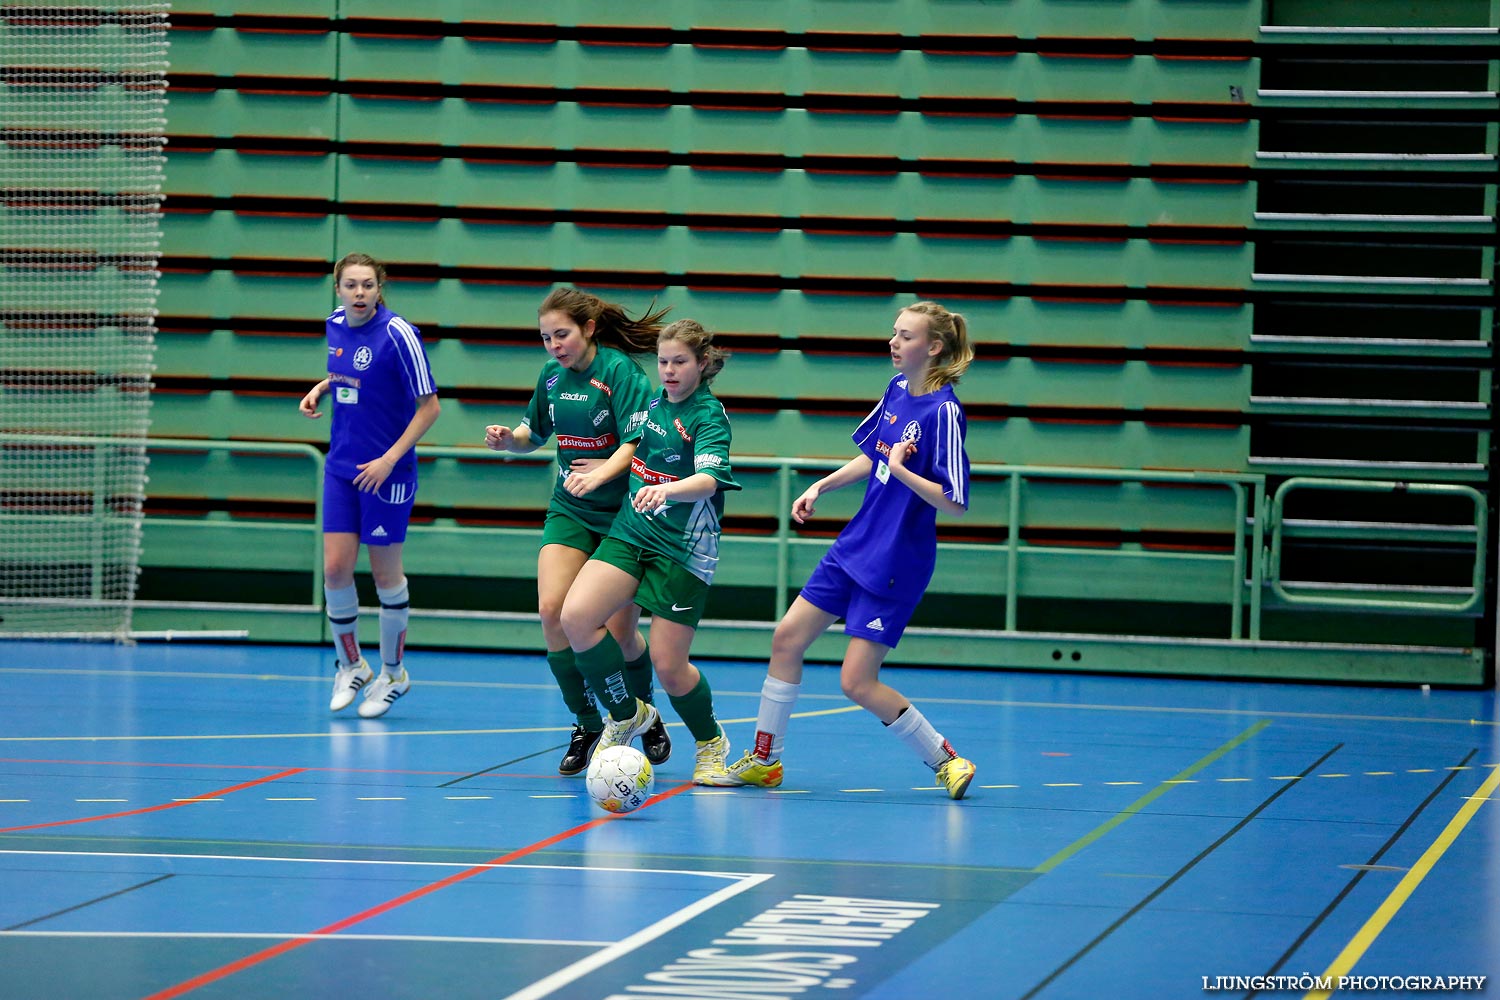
585, 744, 655, 814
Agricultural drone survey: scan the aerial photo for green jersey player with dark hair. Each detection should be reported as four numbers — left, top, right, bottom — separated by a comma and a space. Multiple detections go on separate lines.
485, 288, 674, 775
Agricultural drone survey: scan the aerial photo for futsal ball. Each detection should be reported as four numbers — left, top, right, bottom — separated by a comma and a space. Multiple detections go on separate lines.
586, 744, 655, 814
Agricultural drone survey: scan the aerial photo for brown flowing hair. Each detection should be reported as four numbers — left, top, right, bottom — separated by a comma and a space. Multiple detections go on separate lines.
539, 287, 670, 356
333, 252, 387, 304
902, 300, 974, 393
658, 319, 728, 383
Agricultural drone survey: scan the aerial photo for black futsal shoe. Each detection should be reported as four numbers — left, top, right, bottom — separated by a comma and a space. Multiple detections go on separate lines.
559, 725, 602, 776
641, 713, 672, 765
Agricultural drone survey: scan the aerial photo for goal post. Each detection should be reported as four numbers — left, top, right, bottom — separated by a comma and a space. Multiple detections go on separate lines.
0, 3, 169, 639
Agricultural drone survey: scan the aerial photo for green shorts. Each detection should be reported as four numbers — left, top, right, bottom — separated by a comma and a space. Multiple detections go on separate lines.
591, 536, 711, 627
540, 508, 608, 555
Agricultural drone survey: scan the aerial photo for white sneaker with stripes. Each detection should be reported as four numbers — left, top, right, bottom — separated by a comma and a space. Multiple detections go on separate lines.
358, 667, 410, 718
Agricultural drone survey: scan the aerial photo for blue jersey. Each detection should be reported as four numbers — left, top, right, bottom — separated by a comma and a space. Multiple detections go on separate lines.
324, 303, 437, 482
825, 374, 969, 594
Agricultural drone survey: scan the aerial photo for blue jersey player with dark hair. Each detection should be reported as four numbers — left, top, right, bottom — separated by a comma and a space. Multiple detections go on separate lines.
299, 252, 440, 719
727, 301, 978, 799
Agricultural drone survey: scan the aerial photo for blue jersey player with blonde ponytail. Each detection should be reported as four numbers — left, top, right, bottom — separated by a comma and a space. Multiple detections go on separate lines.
726, 301, 978, 799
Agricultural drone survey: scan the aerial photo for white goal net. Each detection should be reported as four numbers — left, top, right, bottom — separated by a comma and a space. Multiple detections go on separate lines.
0, 2, 168, 639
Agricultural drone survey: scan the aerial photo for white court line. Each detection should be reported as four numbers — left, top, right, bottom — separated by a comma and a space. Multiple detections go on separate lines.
501, 871, 774, 1000
0, 850, 758, 878
0, 930, 612, 947
0, 848, 772, 989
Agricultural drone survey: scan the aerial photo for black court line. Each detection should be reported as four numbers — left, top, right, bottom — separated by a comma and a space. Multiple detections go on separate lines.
437, 744, 566, 787
1019, 743, 1345, 1000
1248, 747, 1481, 998
4, 873, 176, 931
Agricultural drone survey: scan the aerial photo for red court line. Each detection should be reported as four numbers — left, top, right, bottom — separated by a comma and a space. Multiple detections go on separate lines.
0, 768, 307, 834
142, 782, 698, 1000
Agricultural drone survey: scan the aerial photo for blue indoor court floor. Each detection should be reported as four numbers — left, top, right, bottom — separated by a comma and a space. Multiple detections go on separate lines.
0, 640, 1496, 999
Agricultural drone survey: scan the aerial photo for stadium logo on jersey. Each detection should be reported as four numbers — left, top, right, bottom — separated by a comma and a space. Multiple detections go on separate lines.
352, 346, 373, 371
631, 456, 679, 484
589, 377, 612, 396
902, 421, 921, 442
673, 418, 693, 442
592, 409, 609, 427
645, 419, 668, 437
559, 391, 589, 402
694, 454, 723, 471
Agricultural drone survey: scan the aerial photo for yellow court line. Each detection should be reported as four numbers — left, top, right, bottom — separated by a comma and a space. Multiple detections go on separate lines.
1031, 719, 1271, 874
778, 705, 865, 722
1306, 763, 1500, 1000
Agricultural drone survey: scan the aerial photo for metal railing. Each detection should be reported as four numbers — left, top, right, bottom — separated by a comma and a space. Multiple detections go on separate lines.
1268, 477, 1488, 613
11, 436, 1482, 642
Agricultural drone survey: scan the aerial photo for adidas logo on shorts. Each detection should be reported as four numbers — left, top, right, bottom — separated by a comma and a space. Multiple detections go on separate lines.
371, 525, 388, 538
865, 617, 885, 631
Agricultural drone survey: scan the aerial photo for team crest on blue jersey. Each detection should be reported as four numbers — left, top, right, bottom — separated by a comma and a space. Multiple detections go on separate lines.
902, 421, 922, 442
353, 346, 373, 371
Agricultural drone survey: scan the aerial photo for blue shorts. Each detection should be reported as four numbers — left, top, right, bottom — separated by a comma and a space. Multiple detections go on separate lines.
323, 474, 416, 545
798, 554, 922, 649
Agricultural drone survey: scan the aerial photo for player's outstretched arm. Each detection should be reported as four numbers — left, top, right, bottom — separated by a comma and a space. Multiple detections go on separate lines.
484, 422, 540, 454
792, 454, 872, 523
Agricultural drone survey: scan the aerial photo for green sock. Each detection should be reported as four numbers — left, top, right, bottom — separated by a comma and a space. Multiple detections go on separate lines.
573, 632, 635, 722
667, 672, 721, 743
624, 646, 655, 704
546, 648, 601, 731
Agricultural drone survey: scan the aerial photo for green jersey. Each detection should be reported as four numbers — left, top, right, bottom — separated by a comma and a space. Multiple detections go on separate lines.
611, 384, 741, 584
521, 346, 652, 534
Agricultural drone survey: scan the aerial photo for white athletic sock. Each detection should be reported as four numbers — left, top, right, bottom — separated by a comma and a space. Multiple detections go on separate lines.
886, 705, 956, 771
324, 582, 361, 667
752, 676, 800, 760
375, 577, 409, 674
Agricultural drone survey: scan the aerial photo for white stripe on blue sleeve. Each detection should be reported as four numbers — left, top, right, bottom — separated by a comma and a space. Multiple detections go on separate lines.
851, 389, 888, 447
387, 316, 436, 397
939, 399, 967, 507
